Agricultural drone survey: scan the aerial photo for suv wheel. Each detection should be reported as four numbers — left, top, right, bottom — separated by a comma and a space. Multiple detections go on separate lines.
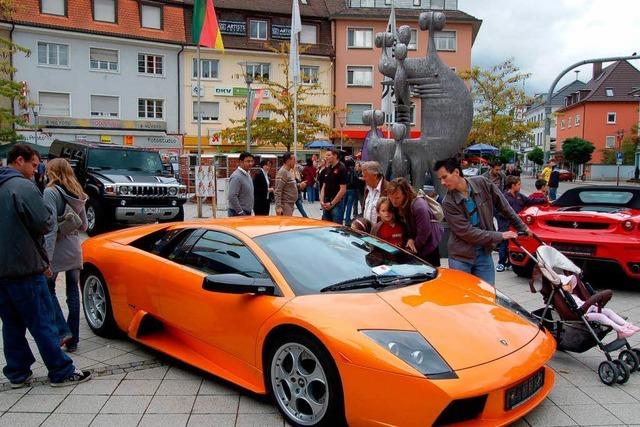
86, 198, 104, 236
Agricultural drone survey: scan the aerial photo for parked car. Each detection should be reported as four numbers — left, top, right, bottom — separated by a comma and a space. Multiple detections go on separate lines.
509, 186, 640, 283
81, 217, 556, 426
48, 140, 187, 236
558, 169, 574, 181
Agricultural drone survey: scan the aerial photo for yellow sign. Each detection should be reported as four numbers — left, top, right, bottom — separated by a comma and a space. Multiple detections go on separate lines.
100, 135, 112, 143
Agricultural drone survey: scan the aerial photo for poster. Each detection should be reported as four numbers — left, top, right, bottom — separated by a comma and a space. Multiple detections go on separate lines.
195, 165, 216, 198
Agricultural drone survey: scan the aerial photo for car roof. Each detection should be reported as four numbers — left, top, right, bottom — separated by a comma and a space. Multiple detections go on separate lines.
554, 186, 640, 208
183, 217, 330, 238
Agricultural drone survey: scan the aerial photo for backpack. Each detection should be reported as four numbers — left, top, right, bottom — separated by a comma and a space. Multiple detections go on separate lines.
416, 191, 444, 222
56, 188, 82, 236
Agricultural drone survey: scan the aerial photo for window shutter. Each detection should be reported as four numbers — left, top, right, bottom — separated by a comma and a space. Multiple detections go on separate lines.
40, 93, 70, 116
94, 0, 115, 22
301, 25, 317, 44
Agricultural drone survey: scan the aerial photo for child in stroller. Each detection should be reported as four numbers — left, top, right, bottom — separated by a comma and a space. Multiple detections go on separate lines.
513, 238, 640, 386
559, 273, 639, 340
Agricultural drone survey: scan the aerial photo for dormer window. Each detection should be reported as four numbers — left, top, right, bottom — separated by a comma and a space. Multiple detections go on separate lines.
605, 88, 614, 97
41, 0, 66, 16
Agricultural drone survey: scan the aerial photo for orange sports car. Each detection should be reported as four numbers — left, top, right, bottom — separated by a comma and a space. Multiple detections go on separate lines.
81, 217, 556, 426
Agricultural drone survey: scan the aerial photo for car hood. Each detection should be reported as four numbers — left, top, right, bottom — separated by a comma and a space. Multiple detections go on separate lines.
376, 269, 540, 371
92, 171, 179, 185
288, 269, 541, 372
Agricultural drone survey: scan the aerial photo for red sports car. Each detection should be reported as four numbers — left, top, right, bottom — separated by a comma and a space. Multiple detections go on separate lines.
509, 186, 640, 283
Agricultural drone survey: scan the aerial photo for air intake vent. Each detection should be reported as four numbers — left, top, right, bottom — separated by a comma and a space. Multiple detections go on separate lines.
546, 220, 609, 230
433, 395, 487, 426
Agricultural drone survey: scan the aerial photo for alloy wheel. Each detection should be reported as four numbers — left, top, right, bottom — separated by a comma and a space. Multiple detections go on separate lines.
83, 275, 106, 329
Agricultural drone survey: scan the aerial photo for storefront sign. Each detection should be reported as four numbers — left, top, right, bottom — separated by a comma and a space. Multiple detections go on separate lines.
219, 21, 246, 36
16, 131, 55, 147
209, 130, 222, 145
272, 25, 291, 40
100, 135, 112, 143
124, 135, 134, 146
232, 87, 249, 97
137, 135, 182, 149
38, 116, 167, 131
214, 87, 249, 97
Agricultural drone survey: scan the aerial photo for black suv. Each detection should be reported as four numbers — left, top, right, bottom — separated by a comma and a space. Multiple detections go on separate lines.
49, 140, 187, 236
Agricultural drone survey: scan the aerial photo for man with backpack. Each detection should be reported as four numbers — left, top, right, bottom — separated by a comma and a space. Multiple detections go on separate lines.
0, 144, 91, 388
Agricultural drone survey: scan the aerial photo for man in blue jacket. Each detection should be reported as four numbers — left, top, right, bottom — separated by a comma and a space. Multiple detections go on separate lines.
0, 144, 91, 388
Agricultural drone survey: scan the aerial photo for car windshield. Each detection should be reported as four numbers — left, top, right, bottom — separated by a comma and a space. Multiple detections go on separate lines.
578, 191, 633, 205
87, 148, 164, 174
254, 227, 437, 295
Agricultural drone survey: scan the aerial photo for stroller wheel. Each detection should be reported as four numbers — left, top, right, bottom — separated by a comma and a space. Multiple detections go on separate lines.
598, 361, 618, 386
633, 348, 640, 363
612, 359, 630, 384
619, 350, 640, 373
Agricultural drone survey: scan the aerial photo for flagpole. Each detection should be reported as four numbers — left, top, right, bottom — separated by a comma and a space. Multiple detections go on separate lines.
293, 77, 298, 159
196, 44, 202, 218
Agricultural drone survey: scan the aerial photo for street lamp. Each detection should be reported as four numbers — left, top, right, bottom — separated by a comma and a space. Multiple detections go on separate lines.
337, 114, 345, 151
238, 62, 254, 153
616, 129, 625, 186
31, 104, 40, 145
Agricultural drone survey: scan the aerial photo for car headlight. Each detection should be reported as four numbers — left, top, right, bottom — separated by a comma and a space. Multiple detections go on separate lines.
118, 185, 130, 195
495, 290, 538, 325
168, 186, 178, 196
361, 330, 456, 379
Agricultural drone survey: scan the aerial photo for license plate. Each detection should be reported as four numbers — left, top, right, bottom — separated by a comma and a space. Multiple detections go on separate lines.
142, 207, 160, 214
551, 242, 595, 257
505, 369, 545, 410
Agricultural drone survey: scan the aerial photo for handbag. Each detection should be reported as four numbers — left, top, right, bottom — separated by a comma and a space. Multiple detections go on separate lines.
57, 188, 83, 236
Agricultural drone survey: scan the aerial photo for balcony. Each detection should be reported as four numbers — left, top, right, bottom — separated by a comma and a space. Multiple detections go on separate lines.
348, 0, 458, 10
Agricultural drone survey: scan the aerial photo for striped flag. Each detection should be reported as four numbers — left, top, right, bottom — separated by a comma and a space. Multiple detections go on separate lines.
289, 0, 302, 88
251, 89, 265, 120
192, 0, 224, 50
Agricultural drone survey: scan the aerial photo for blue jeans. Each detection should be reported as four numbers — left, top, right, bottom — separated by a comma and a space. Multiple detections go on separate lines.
448, 246, 496, 285
343, 189, 359, 226
322, 199, 345, 224
306, 186, 316, 204
0, 274, 75, 383
497, 240, 510, 267
47, 270, 80, 346
295, 194, 308, 218
549, 187, 557, 201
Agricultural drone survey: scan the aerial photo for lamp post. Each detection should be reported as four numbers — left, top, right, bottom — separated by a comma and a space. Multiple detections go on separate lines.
338, 115, 345, 151
616, 129, 625, 186
31, 104, 39, 145
238, 62, 254, 153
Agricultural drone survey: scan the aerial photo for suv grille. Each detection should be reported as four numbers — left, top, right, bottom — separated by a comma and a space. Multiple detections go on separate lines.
130, 186, 169, 197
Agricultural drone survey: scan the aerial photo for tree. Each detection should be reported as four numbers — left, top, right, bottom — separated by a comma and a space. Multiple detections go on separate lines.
222, 44, 338, 152
527, 147, 544, 166
0, 0, 30, 143
460, 59, 538, 147
562, 137, 595, 166
601, 126, 638, 165
497, 147, 517, 164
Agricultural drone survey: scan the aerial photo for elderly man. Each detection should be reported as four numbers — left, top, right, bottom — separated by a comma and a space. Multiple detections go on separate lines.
361, 161, 388, 223
275, 152, 300, 216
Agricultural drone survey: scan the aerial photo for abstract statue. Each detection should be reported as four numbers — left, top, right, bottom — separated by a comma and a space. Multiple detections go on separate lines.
364, 11, 473, 195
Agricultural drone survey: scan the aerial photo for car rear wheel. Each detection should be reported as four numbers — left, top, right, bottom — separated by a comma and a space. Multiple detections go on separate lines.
266, 334, 345, 427
81, 269, 118, 337
512, 261, 534, 278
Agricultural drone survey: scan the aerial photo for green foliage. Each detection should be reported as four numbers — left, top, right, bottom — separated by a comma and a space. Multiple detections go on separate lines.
460, 58, 538, 147
497, 147, 517, 164
222, 44, 338, 151
0, 0, 30, 144
601, 128, 638, 165
562, 137, 595, 165
527, 147, 544, 165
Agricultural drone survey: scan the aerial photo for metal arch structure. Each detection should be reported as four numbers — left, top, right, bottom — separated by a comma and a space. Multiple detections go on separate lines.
363, 11, 474, 196
543, 54, 640, 161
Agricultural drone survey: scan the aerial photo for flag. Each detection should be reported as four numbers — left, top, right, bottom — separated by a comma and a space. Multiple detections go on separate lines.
289, 0, 302, 89
381, 1, 396, 116
192, 0, 224, 50
251, 89, 265, 120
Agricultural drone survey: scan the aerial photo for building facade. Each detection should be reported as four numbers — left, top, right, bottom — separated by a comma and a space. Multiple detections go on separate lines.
325, 0, 481, 152
555, 61, 640, 166
8, 0, 186, 150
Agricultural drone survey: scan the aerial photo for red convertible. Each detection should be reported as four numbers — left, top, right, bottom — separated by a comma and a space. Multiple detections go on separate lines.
509, 186, 640, 284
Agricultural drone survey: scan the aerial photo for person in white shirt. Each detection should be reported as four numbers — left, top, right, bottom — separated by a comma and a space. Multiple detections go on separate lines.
361, 161, 388, 224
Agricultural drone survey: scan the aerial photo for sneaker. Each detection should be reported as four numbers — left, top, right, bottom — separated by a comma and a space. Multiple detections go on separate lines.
10, 372, 33, 389
617, 329, 634, 340
64, 343, 78, 353
496, 264, 505, 272
60, 335, 73, 347
50, 369, 91, 387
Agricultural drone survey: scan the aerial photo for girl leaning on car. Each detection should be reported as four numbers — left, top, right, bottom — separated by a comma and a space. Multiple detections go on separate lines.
43, 158, 89, 353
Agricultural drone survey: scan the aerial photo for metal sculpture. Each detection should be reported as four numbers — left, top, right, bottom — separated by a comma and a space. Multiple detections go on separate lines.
364, 11, 473, 195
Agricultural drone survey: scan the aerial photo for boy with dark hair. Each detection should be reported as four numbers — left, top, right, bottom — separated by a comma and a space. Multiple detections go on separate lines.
530, 179, 549, 201
434, 157, 529, 285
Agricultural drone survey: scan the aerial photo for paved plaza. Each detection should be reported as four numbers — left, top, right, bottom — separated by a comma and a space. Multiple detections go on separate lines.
1, 178, 640, 426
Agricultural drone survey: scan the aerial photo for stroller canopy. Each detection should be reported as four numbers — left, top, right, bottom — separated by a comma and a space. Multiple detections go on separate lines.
536, 246, 582, 285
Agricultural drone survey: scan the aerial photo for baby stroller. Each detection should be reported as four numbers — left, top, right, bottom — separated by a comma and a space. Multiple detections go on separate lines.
512, 235, 640, 385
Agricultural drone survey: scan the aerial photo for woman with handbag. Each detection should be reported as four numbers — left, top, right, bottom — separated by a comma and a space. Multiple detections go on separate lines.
43, 158, 88, 353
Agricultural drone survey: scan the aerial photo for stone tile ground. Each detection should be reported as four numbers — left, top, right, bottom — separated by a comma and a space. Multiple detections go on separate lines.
1, 178, 639, 426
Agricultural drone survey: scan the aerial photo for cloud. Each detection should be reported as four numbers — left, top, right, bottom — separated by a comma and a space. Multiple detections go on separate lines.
460, 0, 640, 94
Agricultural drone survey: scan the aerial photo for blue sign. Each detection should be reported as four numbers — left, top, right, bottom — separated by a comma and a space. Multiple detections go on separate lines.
616, 151, 623, 165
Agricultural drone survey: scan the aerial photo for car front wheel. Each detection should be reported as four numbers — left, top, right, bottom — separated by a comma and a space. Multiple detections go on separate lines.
266, 334, 345, 427
81, 269, 118, 337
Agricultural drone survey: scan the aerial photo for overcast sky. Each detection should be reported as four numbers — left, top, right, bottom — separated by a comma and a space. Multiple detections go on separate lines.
459, 0, 640, 95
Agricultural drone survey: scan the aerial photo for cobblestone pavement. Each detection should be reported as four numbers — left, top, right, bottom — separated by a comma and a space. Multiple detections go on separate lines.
1, 178, 639, 426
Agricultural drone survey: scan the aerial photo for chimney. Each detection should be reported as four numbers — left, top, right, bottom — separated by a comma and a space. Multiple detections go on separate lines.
593, 62, 603, 80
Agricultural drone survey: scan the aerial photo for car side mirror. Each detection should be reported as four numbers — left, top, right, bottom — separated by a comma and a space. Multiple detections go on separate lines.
202, 274, 275, 296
